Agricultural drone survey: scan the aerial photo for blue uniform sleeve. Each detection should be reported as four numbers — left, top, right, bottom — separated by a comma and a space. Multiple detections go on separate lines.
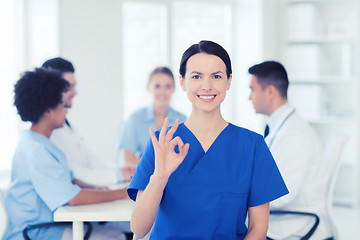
248, 137, 289, 207
118, 114, 138, 153
127, 137, 156, 201
28, 146, 81, 211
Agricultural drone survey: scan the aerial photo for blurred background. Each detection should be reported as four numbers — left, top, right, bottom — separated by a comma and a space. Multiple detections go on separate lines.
0, 0, 359, 223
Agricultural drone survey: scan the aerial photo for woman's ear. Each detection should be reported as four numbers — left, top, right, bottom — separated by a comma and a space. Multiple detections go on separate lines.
226, 74, 232, 90
179, 76, 186, 91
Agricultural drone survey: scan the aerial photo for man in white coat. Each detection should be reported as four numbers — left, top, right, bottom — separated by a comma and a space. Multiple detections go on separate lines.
248, 61, 333, 240
42, 57, 134, 185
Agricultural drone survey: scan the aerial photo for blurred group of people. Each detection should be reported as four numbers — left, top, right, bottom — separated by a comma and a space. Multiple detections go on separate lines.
3, 40, 334, 240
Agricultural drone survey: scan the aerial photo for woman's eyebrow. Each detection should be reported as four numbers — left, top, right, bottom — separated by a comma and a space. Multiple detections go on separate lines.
211, 71, 224, 75
190, 71, 203, 75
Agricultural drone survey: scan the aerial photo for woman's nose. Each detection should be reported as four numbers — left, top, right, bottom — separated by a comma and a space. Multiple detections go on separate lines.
201, 78, 212, 91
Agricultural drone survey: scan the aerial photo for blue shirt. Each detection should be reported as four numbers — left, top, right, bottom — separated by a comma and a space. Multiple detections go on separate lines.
4, 131, 81, 240
128, 123, 288, 240
118, 106, 187, 157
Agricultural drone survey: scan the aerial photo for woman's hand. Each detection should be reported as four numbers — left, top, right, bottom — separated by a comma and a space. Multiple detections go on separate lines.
149, 118, 189, 179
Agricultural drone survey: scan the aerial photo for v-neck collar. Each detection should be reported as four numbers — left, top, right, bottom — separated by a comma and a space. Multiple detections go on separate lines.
181, 122, 231, 154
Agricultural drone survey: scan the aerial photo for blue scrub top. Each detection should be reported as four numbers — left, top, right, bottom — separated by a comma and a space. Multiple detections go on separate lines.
4, 131, 81, 240
128, 123, 288, 240
118, 106, 187, 157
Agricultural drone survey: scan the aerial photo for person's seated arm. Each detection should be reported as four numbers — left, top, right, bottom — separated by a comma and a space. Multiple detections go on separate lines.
244, 203, 269, 240
72, 178, 109, 190
68, 183, 128, 206
123, 149, 141, 168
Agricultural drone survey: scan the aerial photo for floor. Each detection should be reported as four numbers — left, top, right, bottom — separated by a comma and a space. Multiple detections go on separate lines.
333, 206, 360, 239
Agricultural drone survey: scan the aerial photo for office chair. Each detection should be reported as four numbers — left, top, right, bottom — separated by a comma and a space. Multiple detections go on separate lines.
323, 133, 349, 240
266, 210, 319, 240
23, 221, 92, 240
266, 133, 348, 240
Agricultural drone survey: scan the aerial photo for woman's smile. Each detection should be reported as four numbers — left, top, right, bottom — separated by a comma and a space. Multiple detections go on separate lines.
198, 94, 216, 102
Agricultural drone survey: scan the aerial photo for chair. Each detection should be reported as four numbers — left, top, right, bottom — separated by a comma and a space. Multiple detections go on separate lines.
323, 133, 349, 240
266, 133, 348, 240
266, 211, 320, 240
0, 190, 8, 239
23, 222, 92, 240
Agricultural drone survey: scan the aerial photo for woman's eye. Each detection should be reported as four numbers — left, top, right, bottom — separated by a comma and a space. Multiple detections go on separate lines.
192, 75, 200, 79
166, 84, 173, 89
213, 75, 222, 79
155, 84, 161, 89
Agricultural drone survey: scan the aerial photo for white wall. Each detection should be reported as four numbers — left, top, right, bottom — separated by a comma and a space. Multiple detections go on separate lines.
231, 0, 266, 133
21, 0, 60, 69
0, 0, 18, 172
59, 0, 123, 162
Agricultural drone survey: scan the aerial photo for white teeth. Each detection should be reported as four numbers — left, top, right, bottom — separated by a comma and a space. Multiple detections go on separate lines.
199, 95, 215, 100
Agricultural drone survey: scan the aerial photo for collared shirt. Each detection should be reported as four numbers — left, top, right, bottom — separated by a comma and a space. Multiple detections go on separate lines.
266, 102, 291, 138
265, 103, 296, 148
118, 106, 187, 158
4, 131, 81, 240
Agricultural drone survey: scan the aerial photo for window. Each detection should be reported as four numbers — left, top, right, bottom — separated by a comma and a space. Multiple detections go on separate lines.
0, 0, 59, 174
0, 0, 18, 172
121, 0, 233, 119
122, 2, 169, 118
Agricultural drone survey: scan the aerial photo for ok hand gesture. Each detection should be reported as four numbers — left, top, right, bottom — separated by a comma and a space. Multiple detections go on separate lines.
149, 118, 189, 179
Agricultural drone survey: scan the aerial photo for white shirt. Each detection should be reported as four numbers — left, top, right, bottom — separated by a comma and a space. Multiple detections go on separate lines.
266, 103, 332, 239
51, 121, 120, 185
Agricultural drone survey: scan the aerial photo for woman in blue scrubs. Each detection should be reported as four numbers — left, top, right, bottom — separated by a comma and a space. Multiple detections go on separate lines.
5, 68, 127, 240
128, 40, 289, 240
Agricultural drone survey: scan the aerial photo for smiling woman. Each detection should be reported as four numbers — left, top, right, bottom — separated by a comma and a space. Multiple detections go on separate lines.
128, 40, 289, 240
179, 53, 232, 116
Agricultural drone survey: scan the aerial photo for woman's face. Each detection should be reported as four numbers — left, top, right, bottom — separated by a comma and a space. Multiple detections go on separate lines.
180, 53, 231, 113
148, 73, 175, 108
48, 100, 68, 129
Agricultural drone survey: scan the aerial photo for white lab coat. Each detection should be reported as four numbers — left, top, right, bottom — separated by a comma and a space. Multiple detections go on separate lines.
266, 104, 332, 240
50, 121, 119, 185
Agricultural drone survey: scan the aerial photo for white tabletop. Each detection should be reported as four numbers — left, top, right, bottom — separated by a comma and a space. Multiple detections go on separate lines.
54, 198, 135, 222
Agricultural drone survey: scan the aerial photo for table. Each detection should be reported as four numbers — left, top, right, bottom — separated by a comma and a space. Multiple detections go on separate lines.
54, 199, 134, 240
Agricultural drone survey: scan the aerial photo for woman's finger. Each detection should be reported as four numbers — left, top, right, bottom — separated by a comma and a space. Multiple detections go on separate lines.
159, 118, 169, 141
166, 119, 180, 141
179, 143, 190, 158
149, 127, 159, 147
170, 136, 184, 150
171, 137, 189, 160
